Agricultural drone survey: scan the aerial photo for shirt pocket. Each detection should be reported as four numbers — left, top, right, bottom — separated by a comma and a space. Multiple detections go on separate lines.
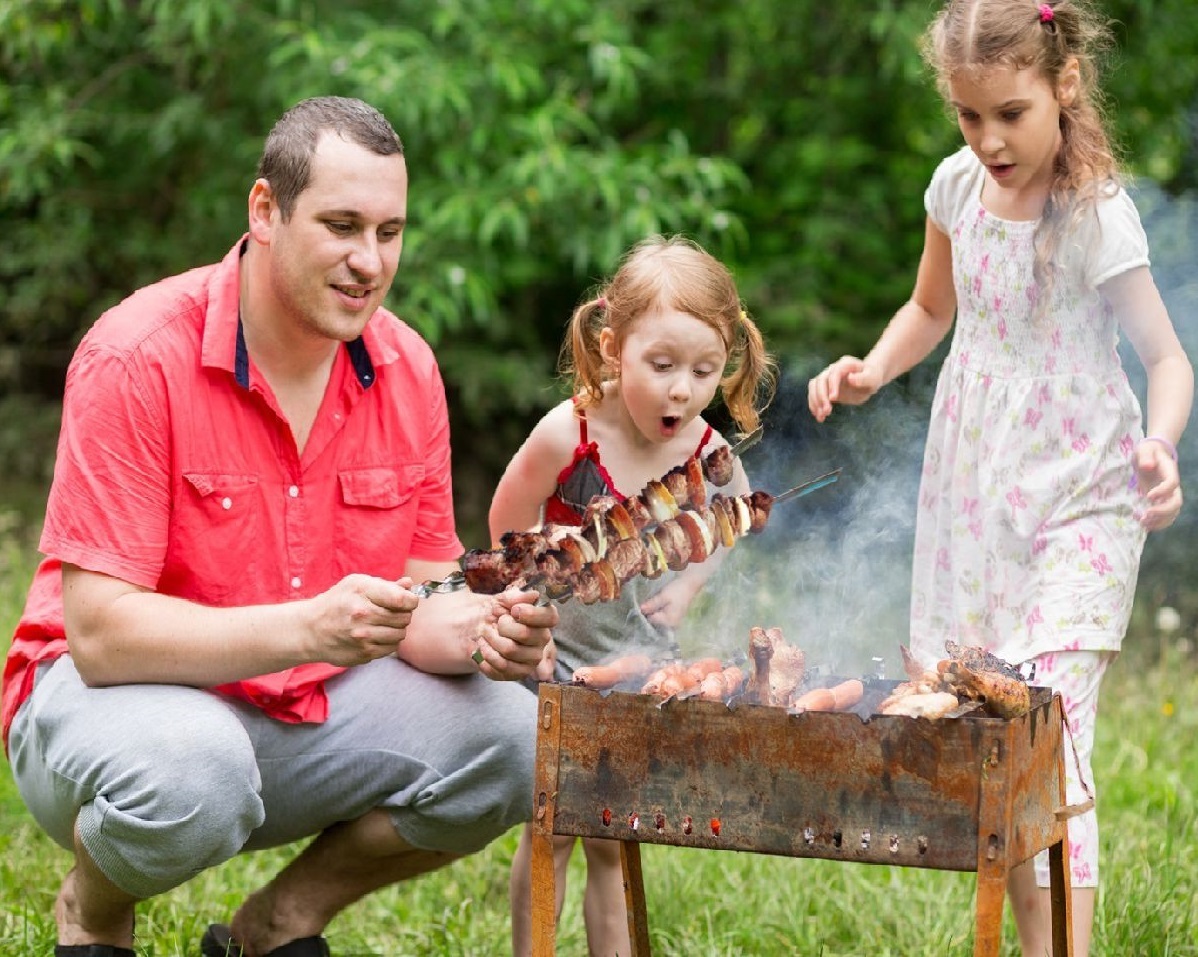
335, 464, 425, 576
175, 472, 266, 602
184, 472, 261, 507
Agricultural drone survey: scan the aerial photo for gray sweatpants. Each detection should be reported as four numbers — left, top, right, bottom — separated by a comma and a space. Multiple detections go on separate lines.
8, 654, 537, 898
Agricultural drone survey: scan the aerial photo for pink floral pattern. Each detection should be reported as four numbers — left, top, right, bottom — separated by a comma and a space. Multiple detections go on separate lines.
1028, 650, 1115, 889
910, 163, 1147, 668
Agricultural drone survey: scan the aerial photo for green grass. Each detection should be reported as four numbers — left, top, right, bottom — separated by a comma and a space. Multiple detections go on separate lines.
1, 520, 1196, 956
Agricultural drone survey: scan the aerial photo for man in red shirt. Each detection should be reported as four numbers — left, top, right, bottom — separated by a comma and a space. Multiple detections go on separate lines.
3, 96, 557, 957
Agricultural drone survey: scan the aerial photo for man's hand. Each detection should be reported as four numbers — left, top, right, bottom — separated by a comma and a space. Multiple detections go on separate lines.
472, 588, 559, 681
304, 574, 420, 666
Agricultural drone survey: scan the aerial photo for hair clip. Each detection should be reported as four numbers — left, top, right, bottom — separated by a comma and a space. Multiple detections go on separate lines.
1038, 3, 1054, 23
596, 297, 607, 309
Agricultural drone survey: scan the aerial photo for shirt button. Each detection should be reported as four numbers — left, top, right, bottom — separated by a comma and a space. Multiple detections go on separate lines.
290, 576, 302, 589
221, 497, 232, 510
288, 485, 299, 498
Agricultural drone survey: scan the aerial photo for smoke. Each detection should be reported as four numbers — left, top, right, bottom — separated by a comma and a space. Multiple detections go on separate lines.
681, 179, 1198, 674
679, 366, 936, 678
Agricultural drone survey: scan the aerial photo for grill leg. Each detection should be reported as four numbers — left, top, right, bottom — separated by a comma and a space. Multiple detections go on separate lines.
973, 866, 1007, 957
620, 840, 652, 955
1048, 837, 1074, 956
530, 828, 558, 956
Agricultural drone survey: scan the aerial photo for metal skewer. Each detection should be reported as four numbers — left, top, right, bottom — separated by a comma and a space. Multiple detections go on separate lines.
771, 467, 843, 504
412, 571, 467, 598
728, 424, 764, 457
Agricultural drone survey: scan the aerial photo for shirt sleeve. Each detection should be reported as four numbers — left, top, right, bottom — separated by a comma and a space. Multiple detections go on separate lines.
407, 359, 465, 561
924, 146, 981, 235
40, 341, 172, 588
1066, 186, 1151, 289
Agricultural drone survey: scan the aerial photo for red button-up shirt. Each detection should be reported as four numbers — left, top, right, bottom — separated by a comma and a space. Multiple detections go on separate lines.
3, 238, 463, 748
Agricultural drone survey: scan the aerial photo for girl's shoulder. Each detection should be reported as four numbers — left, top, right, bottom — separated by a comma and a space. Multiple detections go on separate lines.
924, 146, 983, 234
516, 398, 587, 464
1063, 181, 1151, 288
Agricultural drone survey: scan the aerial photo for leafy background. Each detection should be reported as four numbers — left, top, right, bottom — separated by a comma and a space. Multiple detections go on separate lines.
1, 0, 1195, 572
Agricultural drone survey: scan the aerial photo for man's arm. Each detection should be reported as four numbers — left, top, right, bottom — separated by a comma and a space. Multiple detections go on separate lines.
62, 564, 417, 688
398, 557, 557, 679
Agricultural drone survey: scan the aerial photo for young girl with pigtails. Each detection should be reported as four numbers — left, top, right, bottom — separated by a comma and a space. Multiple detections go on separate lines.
808, 2, 1192, 954
494, 234, 776, 957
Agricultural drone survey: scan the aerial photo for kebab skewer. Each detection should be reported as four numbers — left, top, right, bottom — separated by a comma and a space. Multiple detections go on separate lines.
459, 446, 732, 591
463, 445, 737, 588
462, 466, 841, 602
463, 489, 775, 602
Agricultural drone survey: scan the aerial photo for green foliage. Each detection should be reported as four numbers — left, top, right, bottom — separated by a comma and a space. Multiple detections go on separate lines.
1, 0, 1194, 513
0, 0, 748, 422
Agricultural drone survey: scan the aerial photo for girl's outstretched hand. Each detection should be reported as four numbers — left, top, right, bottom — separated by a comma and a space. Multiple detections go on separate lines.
641, 577, 702, 630
808, 356, 883, 422
1132, 439, 1184, 531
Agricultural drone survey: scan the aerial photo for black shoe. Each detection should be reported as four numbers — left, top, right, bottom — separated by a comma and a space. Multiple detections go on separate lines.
200, 923, 331, 957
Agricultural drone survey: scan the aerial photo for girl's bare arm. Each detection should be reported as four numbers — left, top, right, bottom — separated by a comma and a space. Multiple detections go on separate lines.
809, 218, 957, 421
489, 400, 578, 545
1105, 266, 1194, 447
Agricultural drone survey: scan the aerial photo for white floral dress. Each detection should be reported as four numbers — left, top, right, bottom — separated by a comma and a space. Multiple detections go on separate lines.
909, 147, 1150, 668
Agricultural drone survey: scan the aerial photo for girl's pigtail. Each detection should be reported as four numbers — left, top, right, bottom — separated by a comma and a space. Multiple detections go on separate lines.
559, 296, 609, 408
720, 308, 777, 435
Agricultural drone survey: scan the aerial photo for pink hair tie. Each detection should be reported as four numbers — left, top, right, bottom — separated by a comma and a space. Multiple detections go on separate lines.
1038, 3, 1054, 22
596, 297, 607, 309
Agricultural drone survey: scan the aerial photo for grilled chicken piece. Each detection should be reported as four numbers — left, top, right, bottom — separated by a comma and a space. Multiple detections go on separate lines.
899, 644, 937, 682
748, 626, 805, 707
749, 627, 774, 704
939, 659, 1031, 719
879, 691, 960, 719
882, 641, 1030, 719
943, 639, 1024, 682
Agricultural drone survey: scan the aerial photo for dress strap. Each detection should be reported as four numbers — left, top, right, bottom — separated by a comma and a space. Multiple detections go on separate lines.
692, 423, 714, 457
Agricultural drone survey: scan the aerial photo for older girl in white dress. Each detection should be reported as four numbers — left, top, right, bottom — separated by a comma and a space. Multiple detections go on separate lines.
807, 2, 1193, 955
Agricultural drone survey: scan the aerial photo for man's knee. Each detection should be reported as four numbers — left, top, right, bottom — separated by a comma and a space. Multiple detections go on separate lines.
77, 731, 266, 897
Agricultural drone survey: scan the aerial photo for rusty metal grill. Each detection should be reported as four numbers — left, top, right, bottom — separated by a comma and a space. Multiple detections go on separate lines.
530, 680, 1075, 956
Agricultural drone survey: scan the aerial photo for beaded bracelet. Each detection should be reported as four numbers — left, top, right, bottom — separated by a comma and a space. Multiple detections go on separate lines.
1139, 435, 1179, 462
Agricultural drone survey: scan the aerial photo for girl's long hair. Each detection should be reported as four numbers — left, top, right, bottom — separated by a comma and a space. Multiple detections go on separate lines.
921, 0, 1118, 291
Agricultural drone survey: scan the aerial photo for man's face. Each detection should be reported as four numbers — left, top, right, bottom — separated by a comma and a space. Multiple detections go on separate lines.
265, 132, 408, 343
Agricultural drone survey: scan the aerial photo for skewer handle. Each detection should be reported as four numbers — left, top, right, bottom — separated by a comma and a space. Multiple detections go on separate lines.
772, 468, 843, 504
728, 425, 764, 457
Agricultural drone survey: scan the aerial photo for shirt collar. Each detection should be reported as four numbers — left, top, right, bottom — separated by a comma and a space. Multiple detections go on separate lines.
203, 235, 395, 391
